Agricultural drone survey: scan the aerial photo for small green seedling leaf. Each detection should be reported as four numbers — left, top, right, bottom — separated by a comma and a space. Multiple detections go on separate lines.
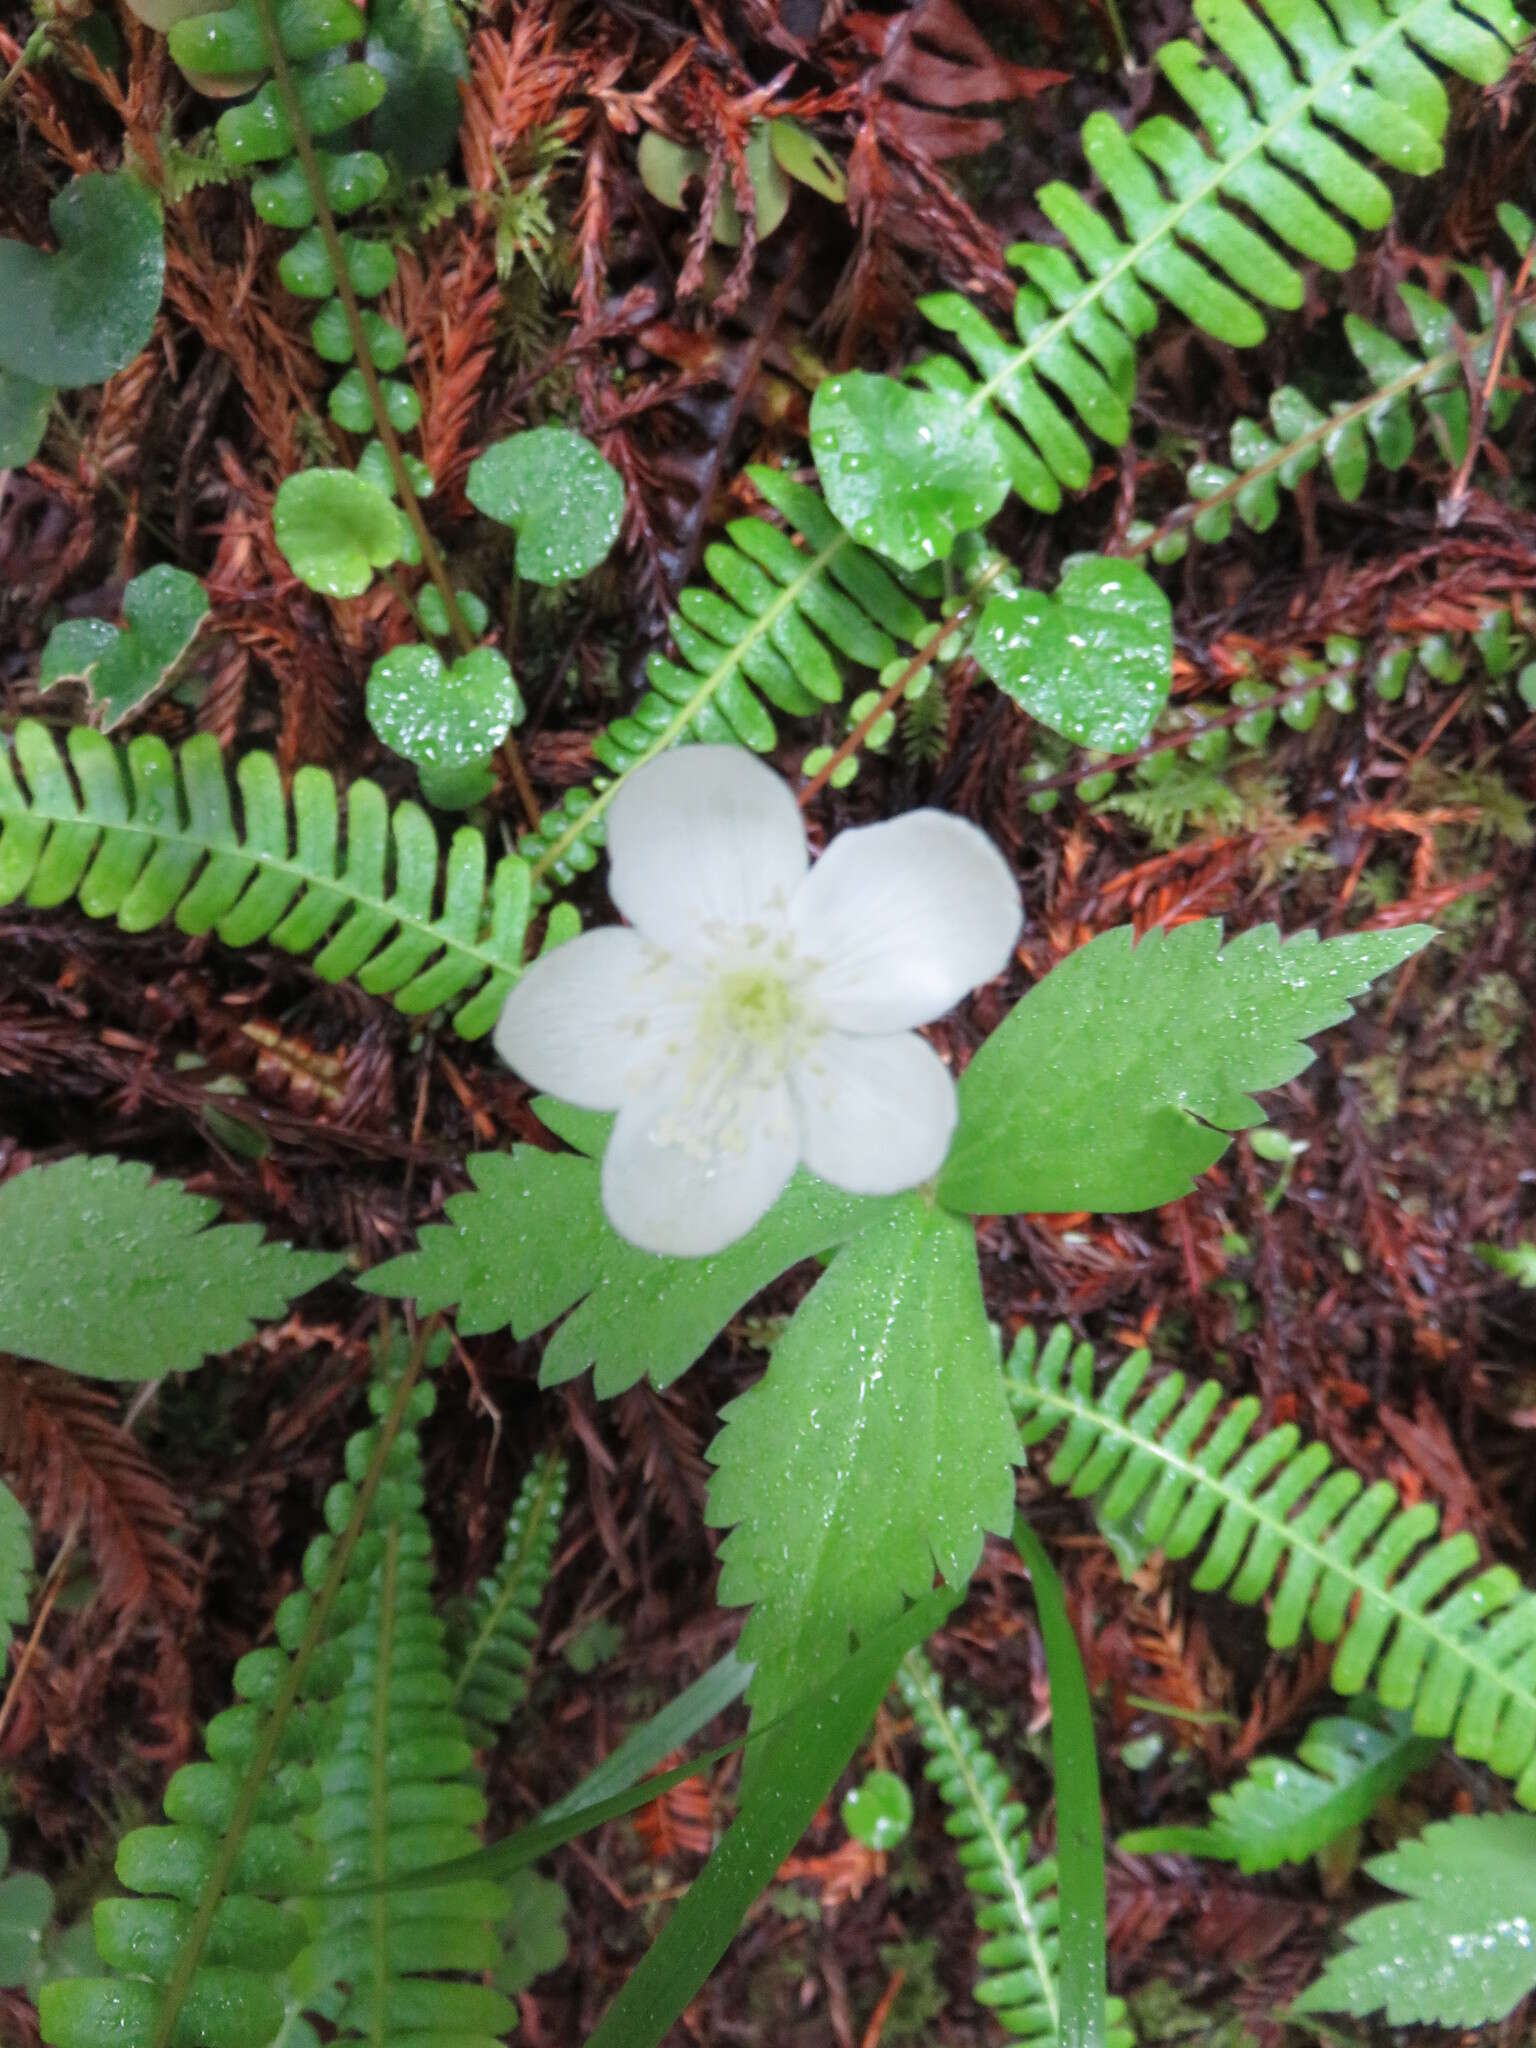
842, 1771, 913, 1851
0, 1484, 30, 1669
1294, 1813, 1536, 2029
0, 1826, 53, 1989
974, 556, 1173, 751
0, 371, 51, 467
366, 0, 468, 177
811, 373, 1009, 572
940, 920, 1434, 1216
769, 117, 846, 202
0, 172, 164, 390
637, 122, 791, 245
274, 466, 404, 597
0, 1154, 343, 1379
1473, 1239, 1536, 1286
366, 644, 523, 771
466, 427, 624, 585
38, 566, 209, 730
493, 1871, 569, 1997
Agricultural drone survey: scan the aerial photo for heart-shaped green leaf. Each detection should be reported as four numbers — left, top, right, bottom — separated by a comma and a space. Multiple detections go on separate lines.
811, 372, 1009, 572
39, 566, 209, 730
972, 555, 1173, 750
366, 643, 523, 770
0, 371, 51, 467
0, 172, 164, 390
273, 466, 404, 597
466, 426, 624, 586
366, 0, 468, 176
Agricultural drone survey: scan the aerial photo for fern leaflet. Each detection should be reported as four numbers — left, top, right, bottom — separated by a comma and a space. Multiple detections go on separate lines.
898, 1650, 1134, 2047
1010, 1326, 1536, 1803
449, 1450, 568, 1745
0, 723, 545, 1039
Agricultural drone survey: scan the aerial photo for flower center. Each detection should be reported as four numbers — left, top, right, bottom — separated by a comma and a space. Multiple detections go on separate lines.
711, 965, 798, 1048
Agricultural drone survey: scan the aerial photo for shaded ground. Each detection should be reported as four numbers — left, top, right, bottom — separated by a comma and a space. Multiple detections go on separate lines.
3, 0, 1536, 2042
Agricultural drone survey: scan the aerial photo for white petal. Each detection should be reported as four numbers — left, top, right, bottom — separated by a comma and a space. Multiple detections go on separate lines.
494, 927, 696, 1110
601, 1076, 798, 1258
605, 745, 808, 955
790, 810, 1021, 1032
791, 1030, 957, 1193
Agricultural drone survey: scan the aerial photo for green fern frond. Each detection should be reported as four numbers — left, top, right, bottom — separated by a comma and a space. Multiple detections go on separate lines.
0, 723, 543, 1039
1009, 1326, 1536, 1804
522, 467, 932, 886
449, 1450, 569, 1745
301, 1377, 513, 2048
898, 1650, 1134, 2047
34, 1350, 440, 2048
1158, 273, 1536, 552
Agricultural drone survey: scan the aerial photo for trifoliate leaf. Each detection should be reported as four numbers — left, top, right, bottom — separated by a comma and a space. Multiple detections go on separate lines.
1293, 1813, 1536, 2028
0, 172, 164, 389
939, 920, 1434, 1216
366, 645, 522, 771
0, 370, 51, 467
708, 1197, 1016, 1769
38, 566, 209, 730
0, 1484, 31, 1669
1120, 1712, 1433, 1873
973, 555, 1173, 750
273, 467, 404, 598
637, 122, 791, 245
810, 372, 1009, 572
466, 428, 624, 586
361, 1099, 892, 1395
0, 1155, 344, 1380
366, 0, 468, 176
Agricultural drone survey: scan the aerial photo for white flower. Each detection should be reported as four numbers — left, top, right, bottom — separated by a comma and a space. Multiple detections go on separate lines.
495, 747, 1022, 1258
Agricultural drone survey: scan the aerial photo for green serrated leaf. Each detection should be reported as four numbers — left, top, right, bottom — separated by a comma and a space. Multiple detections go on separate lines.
0, 370, 52, 467
361, 1100, 892, 1394
0, 172, 164, 390
465, 427, 624, 586
810, 372, 1010, 572
708, 1198, 1016, 1765
493, 1871, 569, 1996
0, 1483, 31, 1668
939, 920, 1434, 1216
366, 644, 522, 771
366, 0, 468, 177
973, 555, 1173, 750
38, 567, 209, 730
1294, 1813, 1536, 2028
273, 466, 404, 598
0, 1155, 343, 1379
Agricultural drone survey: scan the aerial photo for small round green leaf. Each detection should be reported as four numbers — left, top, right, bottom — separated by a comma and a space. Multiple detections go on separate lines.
466, 426, 624, 585
273, 467, 404, 597
366, 643, 522, 770
811, 372, 1010, 572
39, 565, 209, 730
0, 172, 164, 390
841, 1770, 913, 1851
769, 117, 846, 202
973, 555, 1174, 751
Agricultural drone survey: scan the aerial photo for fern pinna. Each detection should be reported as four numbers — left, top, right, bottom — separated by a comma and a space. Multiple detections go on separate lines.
898, 1650, 1134, 2048
1010, 1326, 1536, 1803
449, 1450, 569, 1745
0, 722, 561, 1039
